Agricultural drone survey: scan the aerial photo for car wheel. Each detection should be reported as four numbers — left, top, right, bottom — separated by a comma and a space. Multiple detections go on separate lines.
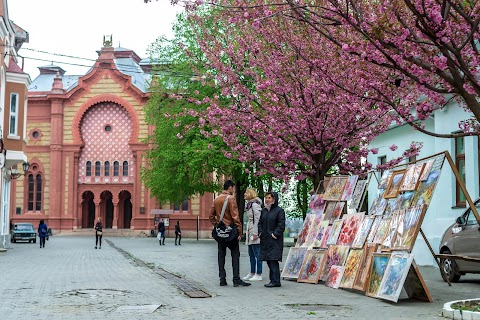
441, 249, 461, 283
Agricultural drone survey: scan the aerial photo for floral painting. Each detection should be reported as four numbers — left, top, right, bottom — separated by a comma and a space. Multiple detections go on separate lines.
330, 202, 345, 225
411, 170, 441, 208
366, 216, 383, 244
378, 170, 392, 190
366, 253, 390, 297
323, 176, 349, 201
377, 252, 414, 302
320, 226, 332, 249
281, 247, 309, 279
352, 216, 375, 249
302, 215, 323, 248
309, 194, 327, 214
326, 219, 343, 245
322, 202, 337, 225
341, 175, 359, 201
295, 214, 315, 247
320, 245, 350, 281
399, 163, 425, 192
349, 179, 368, 211
340, 249, 364, 288
336, 213, 364, 246
325, 266, 345, 289
297, 249, 326, 284
420, 159, 435, 181
372, 217, 391, 244
392, 205, 426, 251
352, 243, 379, 291
311, 220, 330, 248
384, 170, 406, 199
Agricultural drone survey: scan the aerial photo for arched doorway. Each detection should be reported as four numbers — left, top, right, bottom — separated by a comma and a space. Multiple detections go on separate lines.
100, 191, 114, 229
119, 190, 132, 229
81, 191, 95, 228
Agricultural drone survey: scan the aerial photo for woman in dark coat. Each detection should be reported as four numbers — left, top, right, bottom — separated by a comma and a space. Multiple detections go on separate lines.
259, 191, 285, 287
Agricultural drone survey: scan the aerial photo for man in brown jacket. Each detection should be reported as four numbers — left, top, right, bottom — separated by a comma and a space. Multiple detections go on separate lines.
209, 180, 251, 287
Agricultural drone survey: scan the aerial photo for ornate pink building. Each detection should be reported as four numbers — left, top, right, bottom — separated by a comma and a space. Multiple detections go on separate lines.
11, 42, 214, 236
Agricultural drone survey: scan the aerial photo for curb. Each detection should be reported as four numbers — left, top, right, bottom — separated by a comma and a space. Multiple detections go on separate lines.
443, 298, 480, 319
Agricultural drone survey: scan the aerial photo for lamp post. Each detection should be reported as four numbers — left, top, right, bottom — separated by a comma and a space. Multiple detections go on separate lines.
10, 162, 30, 180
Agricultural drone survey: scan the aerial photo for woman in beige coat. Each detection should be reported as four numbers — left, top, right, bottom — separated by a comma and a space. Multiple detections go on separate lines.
243, 188, 263, 281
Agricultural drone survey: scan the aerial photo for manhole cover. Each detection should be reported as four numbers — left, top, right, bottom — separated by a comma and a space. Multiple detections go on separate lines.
114, 305, 161, 314
285, 304, 350, 311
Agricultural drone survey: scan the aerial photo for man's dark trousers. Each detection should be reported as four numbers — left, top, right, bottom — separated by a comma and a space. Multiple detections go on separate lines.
218, 238, 240, 282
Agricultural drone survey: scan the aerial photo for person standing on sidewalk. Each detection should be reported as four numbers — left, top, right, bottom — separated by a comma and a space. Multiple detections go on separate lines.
259, 191, 285, 288
38, 219, 48, 248
175, 221, 182, 245
158, 219, 166, 245
209, 180, 251, 287
94, 217, 103, 249
243, 188, 263, 281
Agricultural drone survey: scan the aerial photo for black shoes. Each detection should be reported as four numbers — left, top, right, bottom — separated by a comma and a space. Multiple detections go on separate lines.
264, 282, 281, 288
220, 279, 227, 286
233, 280, 251, 287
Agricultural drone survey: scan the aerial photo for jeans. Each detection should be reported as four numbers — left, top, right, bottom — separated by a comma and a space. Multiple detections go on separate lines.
217, 238, 240, 282
159, 231, 165, 244
40, 237, 46, 248
248, 244, 262, 274
267, 260, 281, 285
96, 234, 102, 247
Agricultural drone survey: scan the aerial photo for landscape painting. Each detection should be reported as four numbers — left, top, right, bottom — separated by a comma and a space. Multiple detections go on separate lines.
349, 179, 368, 211
366, 253, 390, 297
399, 163, 425, 192
384, 170, 406, 199
377, 252, 414, 302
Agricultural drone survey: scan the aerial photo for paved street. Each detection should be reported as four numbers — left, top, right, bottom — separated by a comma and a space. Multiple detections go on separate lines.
0, 235, 479, 320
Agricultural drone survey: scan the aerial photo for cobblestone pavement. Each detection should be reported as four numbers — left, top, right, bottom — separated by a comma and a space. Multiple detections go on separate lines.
0, 235, 479, 320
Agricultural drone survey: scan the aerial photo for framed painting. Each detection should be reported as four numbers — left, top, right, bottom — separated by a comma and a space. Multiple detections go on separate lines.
369, 191, 387, 215
281, 247, 309, 279
336, 213, 365, 247
320, 245, 350, 281
378, 170, 392, 190
341, 175, 359, 201
330, 202, 345, 225
366, 216, 383, 244
323, 176, 349, 201
384, 170, 406, 199
365, 253, 390, 298
352, 216, 375, 249
377, 252, 414, 302
399, 163, 425, 192
381, 210, 405, 250
295, 214, 315, 247
391, 205, 426, 251
420, 159, 435, 181
399, 191, 415, 210
340, 248, 364, 289
309, 194, 327, 214
349, 179, 368, 211
311, 220, 330, 248
297, 249, 327, 284
302, 215, 323, 248
326, 219, 343, 245
352, 243, 379, 291
322, 202, 337, 225
372, 217, 391, 244
411, 170, 441, 208
320, 226, 332, 249
325, 266, 345, 289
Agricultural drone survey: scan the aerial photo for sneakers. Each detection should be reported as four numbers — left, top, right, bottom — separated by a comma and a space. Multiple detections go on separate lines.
243, 273, 254, 281
233, 280, 251, 287
250, 274, 262, 281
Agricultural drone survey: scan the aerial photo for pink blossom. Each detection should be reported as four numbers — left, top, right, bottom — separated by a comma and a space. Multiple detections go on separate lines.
389, 144, 398, 151
371, 148, 379, 154
176, 133, 183, 139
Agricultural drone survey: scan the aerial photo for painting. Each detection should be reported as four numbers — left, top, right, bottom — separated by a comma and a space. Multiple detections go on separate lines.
330, 202, 345, 225
378, 170, 392, 190
377, 252, 414, 302
399, 163, 425, 192
369, 191, 388, 215
340, 249, 364, 289
420, 159, 435, 181
352, 216, 375, 249
295, 214, 315, 247
320, 245, 350, 281
336, 213, 365, 246
384, 170, 406, 199
372, 217, 391, 244
411, 170, 441, 208
341, 175, 359, 201
297, 249, 327, 284
349, 179, 368, 211
320, 226, 332, 249
325, 266, 345, 289
302, 215, 323, 248
382, 210, 405, 250
326, 219, 343, 245
309, 194, 327, 214
311, 220, 330, 248
365, 253, 390, 297
352, 243, 379, 291
400, 191, 415, 210
392, 205, 426, 251
323, 176, 349, 201
384, 196, 402, 217
366, 216, 383, 244
281, 247, 309, 279
322, 202, 337, 225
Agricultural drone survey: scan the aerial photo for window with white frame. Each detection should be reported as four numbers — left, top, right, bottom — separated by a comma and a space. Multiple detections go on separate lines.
9, 93, 18, 136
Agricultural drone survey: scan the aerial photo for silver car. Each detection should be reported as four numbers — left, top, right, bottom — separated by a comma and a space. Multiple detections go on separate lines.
439, 198, 480, 282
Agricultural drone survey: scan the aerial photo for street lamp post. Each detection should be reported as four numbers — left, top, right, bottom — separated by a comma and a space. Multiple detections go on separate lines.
9, 162, 30, 180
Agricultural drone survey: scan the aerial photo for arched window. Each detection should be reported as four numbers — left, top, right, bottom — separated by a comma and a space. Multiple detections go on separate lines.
105, 161, 110, 176
95, 161, 101, 176
113, 161, 119, 176
122, 161, 128, 176
86, 161, 92, 176
174, 198, 190, 212
27, 173, 43, 211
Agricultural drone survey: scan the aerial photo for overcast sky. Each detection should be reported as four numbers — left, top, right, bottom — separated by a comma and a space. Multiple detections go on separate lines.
8, 0, 182, 79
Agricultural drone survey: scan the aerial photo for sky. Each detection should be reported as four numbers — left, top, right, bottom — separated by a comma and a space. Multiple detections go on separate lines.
8, 0, 183, 79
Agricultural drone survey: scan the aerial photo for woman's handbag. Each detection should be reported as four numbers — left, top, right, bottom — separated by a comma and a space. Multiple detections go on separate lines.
212, 196, 238, 243
97, 231, 103, 236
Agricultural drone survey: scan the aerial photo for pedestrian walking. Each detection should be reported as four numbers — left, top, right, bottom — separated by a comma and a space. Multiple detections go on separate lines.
175, 220, 182, 245
209, 180, 251, 287
38, 219, 48, 248
243, 188, 263, 281
259, 191, 286, 288
158, 219, 166, 245
94, 217, 103, 249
